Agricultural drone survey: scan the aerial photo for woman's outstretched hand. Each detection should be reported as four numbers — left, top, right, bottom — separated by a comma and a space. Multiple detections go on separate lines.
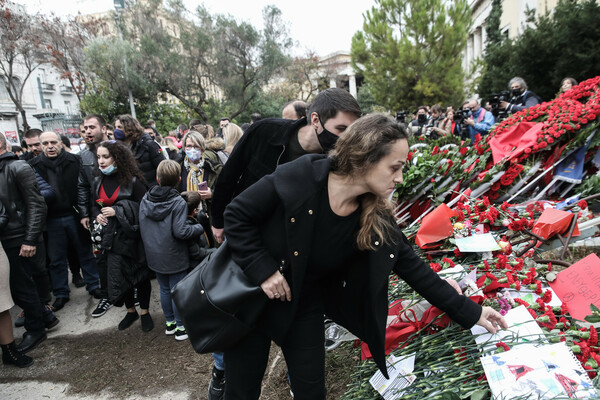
260, 271, 292, 302
477, 306, 508, 334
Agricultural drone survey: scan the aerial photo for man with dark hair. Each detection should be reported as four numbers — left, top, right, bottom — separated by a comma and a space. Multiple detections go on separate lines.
176, 124, 187, 141
29, 132, 100, 311
409, 106, 429, 136
499, 76, 541, 114
60, 135, 72, 152
215, 117, 230, 139
250, 113, 262, 124
282, 100, 308, 120
21, 129, 43, 161
211, 87, 361, 243
207, 87, 361, 399
0, 133, 59, 353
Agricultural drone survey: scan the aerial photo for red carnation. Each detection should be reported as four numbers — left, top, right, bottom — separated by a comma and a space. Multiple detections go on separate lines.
496, 342, 510, 352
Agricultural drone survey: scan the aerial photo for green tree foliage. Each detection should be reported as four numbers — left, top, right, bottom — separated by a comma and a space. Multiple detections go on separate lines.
478, 0, 600, 102
82, 0, 291, 123
351, 0, 471, 111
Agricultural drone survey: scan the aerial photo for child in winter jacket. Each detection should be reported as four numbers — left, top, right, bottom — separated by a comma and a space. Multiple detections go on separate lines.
139, 160, 203, 341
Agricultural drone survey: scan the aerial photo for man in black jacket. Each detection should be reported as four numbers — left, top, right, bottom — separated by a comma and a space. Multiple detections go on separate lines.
499, 76, 541, 114
0, 134, 59, 353
29, 132, 100, 311
211, 88, 362, 243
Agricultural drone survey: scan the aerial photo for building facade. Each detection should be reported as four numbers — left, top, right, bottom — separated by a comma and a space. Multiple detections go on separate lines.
1, 3, 82, 146
464, 0, 559, 94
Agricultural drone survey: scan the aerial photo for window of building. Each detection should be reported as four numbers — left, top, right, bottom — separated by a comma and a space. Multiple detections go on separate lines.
64, 100, 71, 114
45, 99, 52, 109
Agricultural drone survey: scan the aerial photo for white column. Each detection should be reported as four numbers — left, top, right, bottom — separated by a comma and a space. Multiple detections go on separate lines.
329, 78, 337, 88
474, 27, 482, 59
349, 75, 357, 98
466, 34, 474, 73
481, 25, 487, 52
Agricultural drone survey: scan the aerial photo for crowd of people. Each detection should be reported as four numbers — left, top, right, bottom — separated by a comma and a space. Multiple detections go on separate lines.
5, 83, 559, 399
403, 76, 581, 144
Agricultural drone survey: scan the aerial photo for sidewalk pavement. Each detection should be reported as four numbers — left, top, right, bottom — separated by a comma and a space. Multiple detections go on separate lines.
0, 279, 197, 399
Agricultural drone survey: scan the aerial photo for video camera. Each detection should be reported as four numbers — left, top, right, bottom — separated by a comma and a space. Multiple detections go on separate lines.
488, 90, 511, 120
395, 111, 408, 124
453, 109, 471, 141
453, 109, 470, 123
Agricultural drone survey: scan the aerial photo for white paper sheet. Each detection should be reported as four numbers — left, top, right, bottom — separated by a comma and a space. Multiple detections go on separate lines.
471, 305, 547, 352
481, 342, 597, 399
369, 353, 417, 400
455, 233, 501, 252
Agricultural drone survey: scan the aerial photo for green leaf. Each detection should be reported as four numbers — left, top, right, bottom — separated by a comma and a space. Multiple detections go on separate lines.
440, 392, 461, 400
585, 315, 600, 323
470, 389, 489, 400
591, 304, 600, 314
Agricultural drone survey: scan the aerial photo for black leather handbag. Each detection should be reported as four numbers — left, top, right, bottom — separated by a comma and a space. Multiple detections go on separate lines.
172, 241, 267, 353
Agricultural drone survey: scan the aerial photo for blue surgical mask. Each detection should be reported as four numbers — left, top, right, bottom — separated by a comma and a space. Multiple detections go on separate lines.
100, 164, 117, 175
113, 128, 126, 140
185, 148, 202, 163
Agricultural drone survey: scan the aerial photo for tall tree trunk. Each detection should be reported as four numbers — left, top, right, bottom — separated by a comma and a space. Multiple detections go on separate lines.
18, 106, 30, 132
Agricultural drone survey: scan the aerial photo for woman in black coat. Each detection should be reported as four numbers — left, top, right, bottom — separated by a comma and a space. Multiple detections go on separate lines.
90, 140, 153, 331
114, 114, 165, 187
222, 113, 507, 399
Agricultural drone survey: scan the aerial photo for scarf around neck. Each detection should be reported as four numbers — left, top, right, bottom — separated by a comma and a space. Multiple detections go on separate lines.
184, 157, 204, 191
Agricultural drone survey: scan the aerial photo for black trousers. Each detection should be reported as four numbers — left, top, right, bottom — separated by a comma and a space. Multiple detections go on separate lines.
123, 279, 151, 310
5, 245, 46, 333
224, 299, 326, 400
30, 239, 51, 304
96, 251, 109, 299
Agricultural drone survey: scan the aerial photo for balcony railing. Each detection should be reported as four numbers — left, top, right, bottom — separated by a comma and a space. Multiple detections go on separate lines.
41, 82, 55, 93
60, 85, 74, 94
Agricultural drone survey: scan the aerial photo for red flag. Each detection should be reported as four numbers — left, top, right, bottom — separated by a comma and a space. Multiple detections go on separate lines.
415, 204, 456, 249
489, 122, 542, 164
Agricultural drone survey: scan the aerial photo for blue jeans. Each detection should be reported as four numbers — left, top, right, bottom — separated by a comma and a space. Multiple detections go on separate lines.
46, 215, 99, 298
213, 352, 225, 371
155, 271, 187, 327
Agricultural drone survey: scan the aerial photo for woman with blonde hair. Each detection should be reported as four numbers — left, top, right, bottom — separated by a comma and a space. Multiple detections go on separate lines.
222, 123, 243, 156
221, 113, 506, 399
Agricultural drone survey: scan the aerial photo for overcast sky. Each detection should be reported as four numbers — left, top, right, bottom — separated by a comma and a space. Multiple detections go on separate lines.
17, 0, 376, 56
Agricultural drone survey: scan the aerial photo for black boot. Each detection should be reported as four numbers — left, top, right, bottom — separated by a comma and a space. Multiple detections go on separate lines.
2, 341, 34, 368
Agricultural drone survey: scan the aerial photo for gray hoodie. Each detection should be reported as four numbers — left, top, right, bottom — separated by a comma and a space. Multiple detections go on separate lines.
139, 186, 203, 274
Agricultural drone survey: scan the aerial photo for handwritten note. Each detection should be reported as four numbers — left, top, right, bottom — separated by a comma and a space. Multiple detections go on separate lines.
549, 254, 600, 320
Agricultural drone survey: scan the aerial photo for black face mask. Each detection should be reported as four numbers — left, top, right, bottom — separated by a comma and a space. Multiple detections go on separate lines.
512, 88, 523, 97
316, 117, 339, 152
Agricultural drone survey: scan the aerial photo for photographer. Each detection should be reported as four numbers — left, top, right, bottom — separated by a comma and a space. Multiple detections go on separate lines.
499, 77, 541, 114
409, 106, 430, 137
464, 99, 495, 144
429, 105, 450, 138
